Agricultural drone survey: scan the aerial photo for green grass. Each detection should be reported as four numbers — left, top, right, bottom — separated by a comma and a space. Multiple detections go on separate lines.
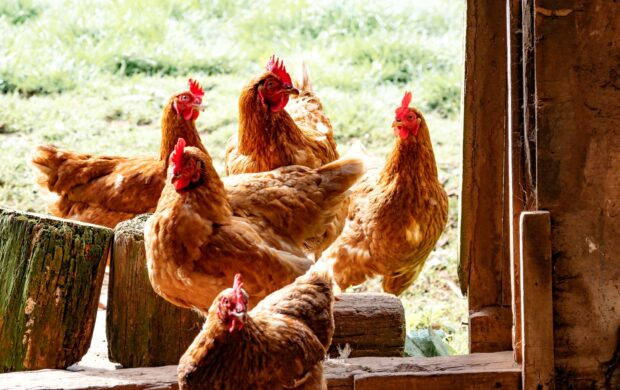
0, 0, 467, 355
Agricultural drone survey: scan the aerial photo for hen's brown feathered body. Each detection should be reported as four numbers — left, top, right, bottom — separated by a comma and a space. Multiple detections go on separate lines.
145, 143, 362, 312
31, 95, 205, 228
225, 64, 344, 258
322, 109, 448, 295
177, 264, 334, 390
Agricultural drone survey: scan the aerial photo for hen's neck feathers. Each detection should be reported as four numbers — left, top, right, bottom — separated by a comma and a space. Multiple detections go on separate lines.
160, 103, 206, 166
237, 80, 305, 157
187, 156, 232, 225
379, 117, 439, 191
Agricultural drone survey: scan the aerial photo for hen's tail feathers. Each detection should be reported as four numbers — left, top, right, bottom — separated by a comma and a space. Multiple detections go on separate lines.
31, 145, 62, 190
294, 61, 314, 94
317, 157, 365, 196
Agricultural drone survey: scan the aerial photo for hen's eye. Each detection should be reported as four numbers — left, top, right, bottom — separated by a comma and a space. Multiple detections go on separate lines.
408, 115, 413, 120
180, 95, 189, 101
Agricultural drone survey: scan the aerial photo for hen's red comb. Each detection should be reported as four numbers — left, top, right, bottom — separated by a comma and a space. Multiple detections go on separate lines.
395, 91, 413, 118
265, 55, 292, 85
188, 79, 204, 98
233, 273, 243, 293
171, 138, 186, 168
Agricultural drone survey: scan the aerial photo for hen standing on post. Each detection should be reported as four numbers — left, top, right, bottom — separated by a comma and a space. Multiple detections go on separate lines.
225, 55, 344, 258
321, 92, 449, 296
31, 80, 207, 228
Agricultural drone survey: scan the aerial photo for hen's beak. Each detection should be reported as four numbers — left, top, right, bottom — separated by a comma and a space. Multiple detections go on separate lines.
283, 84, 299, 96
193, 102, 206, 111
392, 119, 402, 129
231, 311, 246, 320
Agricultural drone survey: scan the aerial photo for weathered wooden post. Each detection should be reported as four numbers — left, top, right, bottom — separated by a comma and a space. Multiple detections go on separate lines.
0, 208, 112, 372
106, 215, 203, 368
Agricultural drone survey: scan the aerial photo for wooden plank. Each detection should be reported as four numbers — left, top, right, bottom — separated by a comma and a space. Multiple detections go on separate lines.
460, 0, 512, 353
107, 215, 202, 368
469, 307, 513, 353
0, 208, 112, 373
520, 211, 554, 389
354, 370, 520, 390
0, 351, 520, 390
329, 293, 405, 358
506, 0, 528, 364
533, 1, 620, 387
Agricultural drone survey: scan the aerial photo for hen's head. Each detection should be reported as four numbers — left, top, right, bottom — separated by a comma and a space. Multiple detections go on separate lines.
392, 91, 421, 140
256, 55, 299, 112
216, 274, 249, 333
168, 138, 206, 191
171, 79, 205, 121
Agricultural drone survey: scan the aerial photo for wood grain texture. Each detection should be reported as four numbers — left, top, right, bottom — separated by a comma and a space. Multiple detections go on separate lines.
353, 371, 520, 390
106, 215, 203, 368
329, 293, 405, 358
0, 351, 520, 390
0, 208, 112, 372
520, 212, 554, 389
534, 1, 620, 387
506, 0, 527, 364
460, 0, 512, 353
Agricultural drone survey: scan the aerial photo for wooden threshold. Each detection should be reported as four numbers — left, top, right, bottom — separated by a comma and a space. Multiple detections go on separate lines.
0, 351, 520, 390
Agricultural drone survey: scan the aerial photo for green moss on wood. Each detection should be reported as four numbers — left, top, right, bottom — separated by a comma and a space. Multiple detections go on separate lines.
0, 208, 112, 372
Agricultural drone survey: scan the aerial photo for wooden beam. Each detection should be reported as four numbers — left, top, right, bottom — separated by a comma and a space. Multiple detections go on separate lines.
329, 293, 405, 358
519, 211, 554, 389
460, 0, 512, 353
534, 1, 620, 387
353, 371, 520, 390
0, 352, 520, 390
469, 307, 513, 353
0, 208, 112, 373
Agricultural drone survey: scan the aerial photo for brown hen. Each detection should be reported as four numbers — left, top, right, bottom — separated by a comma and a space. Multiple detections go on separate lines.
144, 138, 362, 312
225, 56, 344, 258
178, 264, 334, 390
31, 80, 207, 228
321, 92, 449, 295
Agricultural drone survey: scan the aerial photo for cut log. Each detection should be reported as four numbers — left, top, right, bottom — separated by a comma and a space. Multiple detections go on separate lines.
106, 215, 203, 368
0, 208, 112, 373
0, 351, 520, 390
329, 293, 405, 358
107, 216, 406, 366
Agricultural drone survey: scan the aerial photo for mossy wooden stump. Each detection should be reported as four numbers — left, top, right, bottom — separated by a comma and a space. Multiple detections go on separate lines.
108, 215, 406, 367
107, 215, 203, 368
0, 208, 112, 373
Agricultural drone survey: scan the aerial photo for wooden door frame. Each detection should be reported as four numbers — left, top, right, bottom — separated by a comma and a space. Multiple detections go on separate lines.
460, 1, 555, 387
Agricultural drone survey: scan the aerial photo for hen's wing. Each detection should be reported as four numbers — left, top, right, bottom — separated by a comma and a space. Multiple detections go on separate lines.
253, 262, 335, 348
32, 145, 165, 227
223, 157, 364, 249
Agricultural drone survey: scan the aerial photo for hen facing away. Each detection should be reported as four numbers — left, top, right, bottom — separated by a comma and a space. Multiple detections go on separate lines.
225, 55, 344, 259
31, 80, 207, 228
321, 92, 449, 296
178, 265, 334, 390
144, 138, 363, 312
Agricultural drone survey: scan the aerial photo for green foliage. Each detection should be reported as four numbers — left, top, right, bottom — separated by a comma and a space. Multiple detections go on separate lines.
405, 328, 454, 357
0, 0, 468, 354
